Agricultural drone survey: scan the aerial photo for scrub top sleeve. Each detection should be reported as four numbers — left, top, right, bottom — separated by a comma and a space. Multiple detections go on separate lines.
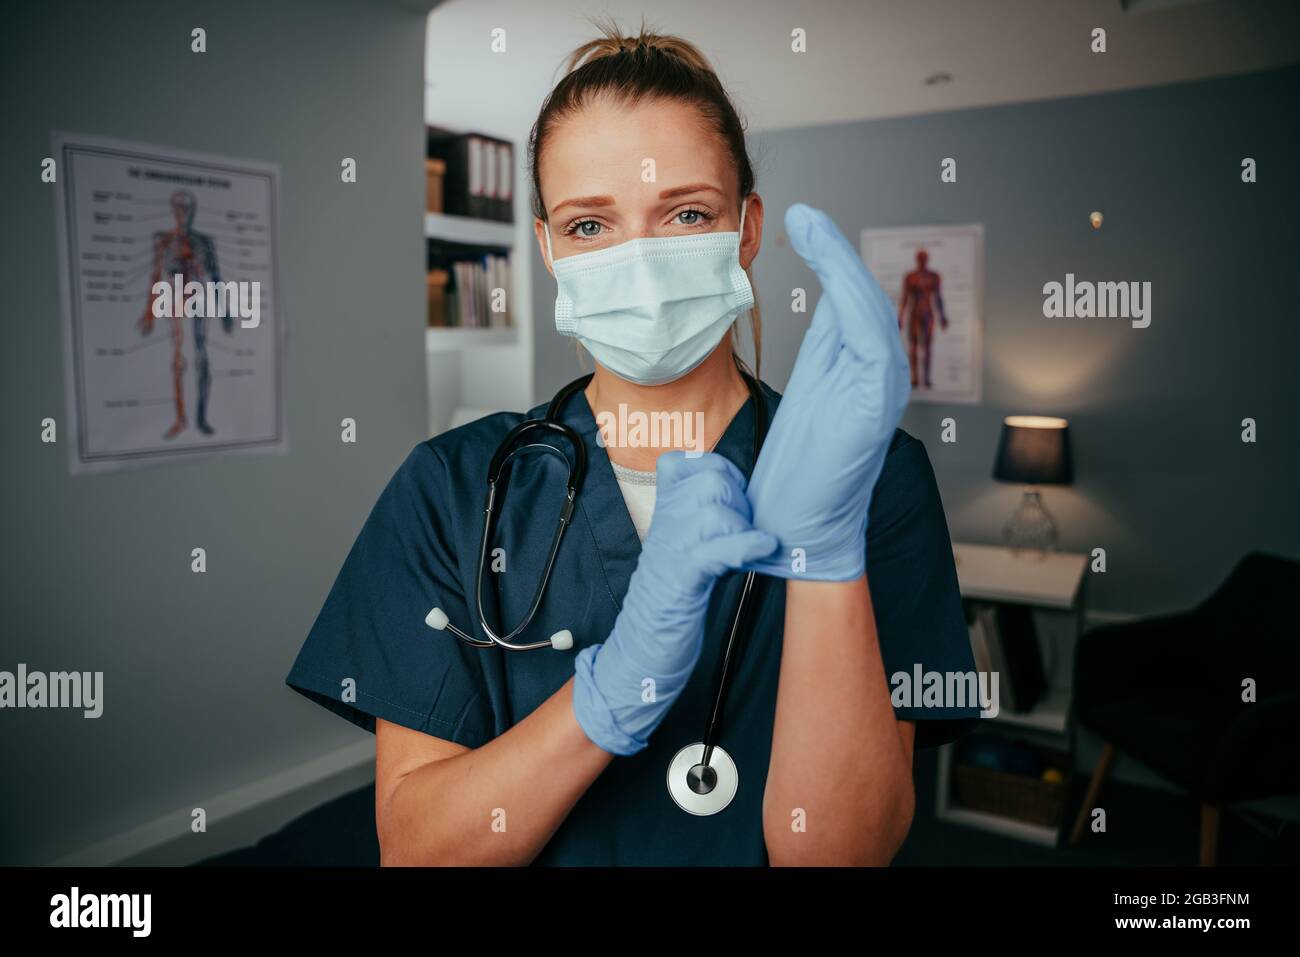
286, 441, 494, 748
866, 433, 980, 749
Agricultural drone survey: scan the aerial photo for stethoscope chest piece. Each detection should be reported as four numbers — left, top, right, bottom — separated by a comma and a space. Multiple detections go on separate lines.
667, 743, 738, 816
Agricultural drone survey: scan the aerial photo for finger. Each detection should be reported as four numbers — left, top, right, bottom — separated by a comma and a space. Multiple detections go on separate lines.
697, 529, 780, 572
784, 300, 840, 385
653, 449, 689, 486
786, 204, 898, 360
785, 204, 846, 341
785, 203, 871, 310
827, 270, 905, 368
689, 470, 756, 519
657, 449, 747, 493
695, 501, 756, 539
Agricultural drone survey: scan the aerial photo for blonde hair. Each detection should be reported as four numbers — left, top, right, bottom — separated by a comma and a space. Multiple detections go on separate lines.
528, 18, 762, 378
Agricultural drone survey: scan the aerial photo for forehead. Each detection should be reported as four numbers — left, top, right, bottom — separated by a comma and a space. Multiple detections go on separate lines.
539, 94, 733, 211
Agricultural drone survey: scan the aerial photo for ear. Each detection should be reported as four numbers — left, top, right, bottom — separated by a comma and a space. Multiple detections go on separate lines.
534, 218, 555, 277
740, 194, 764, 271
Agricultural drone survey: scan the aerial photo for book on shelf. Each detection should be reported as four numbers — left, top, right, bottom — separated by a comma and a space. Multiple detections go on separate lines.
994, 603, 1046, 714
966, 606, 994, 684
975, 604, 1016, 713
427, 235, 512, 330
965, 600, 1046, 715
429, 254, 512, 330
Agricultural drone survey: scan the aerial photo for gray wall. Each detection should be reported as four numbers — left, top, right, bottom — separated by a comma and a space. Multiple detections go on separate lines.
535, 65, 1300, 616
0, 0, 430, 863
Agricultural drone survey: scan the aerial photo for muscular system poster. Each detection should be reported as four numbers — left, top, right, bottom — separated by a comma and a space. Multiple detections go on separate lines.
52, 132, 285, 474
860, 224, 983, 405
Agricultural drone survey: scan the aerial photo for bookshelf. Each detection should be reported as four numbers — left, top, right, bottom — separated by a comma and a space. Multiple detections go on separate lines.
935, 542, 1089, 845
425, 212, 515, 248
424, 128, 519, 350
425, 326, 517, 352
933, 794, 1061, 847
986, 685, 1070, 735
951, 542, 1088, 611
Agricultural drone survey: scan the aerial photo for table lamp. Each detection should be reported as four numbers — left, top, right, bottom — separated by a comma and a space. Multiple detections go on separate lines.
992, 415, 1073, 556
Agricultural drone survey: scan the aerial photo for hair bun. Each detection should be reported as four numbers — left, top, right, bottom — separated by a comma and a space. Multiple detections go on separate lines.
564, 19, 711, 75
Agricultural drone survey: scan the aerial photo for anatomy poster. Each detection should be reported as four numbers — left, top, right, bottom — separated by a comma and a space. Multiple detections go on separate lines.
53, 132, 284, 474
861, 223, 983, 405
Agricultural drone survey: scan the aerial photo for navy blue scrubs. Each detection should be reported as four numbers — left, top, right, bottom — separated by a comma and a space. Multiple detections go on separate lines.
286, 380, 977, 865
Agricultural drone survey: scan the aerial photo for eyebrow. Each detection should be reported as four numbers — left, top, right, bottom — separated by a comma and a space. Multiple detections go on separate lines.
550, 183, 724, 216
658, 183, 724, 201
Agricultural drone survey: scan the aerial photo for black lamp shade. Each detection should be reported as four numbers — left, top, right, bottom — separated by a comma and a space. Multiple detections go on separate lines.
993, 416, 1073, 485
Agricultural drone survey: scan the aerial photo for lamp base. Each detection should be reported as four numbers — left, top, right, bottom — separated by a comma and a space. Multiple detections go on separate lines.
1002, 488, 1058, 558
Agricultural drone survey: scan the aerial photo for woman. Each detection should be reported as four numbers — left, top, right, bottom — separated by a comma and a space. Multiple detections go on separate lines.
286, 24, 976, 866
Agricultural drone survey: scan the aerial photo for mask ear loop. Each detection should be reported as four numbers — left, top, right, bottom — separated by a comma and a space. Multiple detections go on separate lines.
543, 219, 555, 267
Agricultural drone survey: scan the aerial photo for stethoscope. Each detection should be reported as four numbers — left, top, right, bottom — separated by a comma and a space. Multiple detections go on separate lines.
425, 363, 769, 816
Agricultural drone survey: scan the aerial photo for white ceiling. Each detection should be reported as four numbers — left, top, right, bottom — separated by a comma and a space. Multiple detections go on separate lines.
425, 0, 1300, 139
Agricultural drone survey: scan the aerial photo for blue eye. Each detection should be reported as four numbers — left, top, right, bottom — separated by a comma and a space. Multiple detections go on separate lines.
675, 207, 714, 227
563, 219, 602, 238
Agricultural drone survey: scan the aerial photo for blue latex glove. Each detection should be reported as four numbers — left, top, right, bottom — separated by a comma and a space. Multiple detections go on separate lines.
743, 203, 912, 581
573, 451, 778, 755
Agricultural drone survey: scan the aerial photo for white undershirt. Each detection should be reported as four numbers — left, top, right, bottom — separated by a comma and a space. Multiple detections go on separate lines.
610, 461, 657, 542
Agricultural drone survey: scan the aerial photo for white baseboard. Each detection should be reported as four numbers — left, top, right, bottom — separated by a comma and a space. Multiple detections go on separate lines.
51, 738, 375, 867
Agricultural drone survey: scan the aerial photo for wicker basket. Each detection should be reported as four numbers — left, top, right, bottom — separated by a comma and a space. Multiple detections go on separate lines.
425, 158, 446, 213
952, 747, 1070, 828
426, 268, 449, 328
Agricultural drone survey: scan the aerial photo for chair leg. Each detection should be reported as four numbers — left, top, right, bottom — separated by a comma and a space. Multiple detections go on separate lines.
1200, 804, 1219, 867
1069, 742, 1117, 846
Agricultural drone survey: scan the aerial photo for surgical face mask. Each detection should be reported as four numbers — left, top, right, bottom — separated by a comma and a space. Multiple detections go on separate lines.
545, 202, 753, 386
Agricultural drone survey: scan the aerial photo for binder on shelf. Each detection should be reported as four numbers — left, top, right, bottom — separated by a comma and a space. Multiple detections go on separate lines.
478, 134, 513, 222
476, 135, 494, 222
427, 127, 516, 223
493, 138, 513, 222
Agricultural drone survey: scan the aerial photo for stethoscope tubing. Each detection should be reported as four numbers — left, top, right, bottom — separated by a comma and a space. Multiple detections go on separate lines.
472, 473, 576, 651
445, 365, 768, 760
700, 567, 757, 764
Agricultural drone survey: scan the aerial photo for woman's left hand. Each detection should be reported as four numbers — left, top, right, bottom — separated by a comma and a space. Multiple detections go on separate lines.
743, 203, 911, 581
573, 451, 778, 755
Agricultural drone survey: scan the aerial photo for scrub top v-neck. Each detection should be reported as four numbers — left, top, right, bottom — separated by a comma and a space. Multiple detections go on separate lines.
286, 380, 978, 865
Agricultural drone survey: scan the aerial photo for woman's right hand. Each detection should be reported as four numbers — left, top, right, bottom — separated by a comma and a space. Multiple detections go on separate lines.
572, 451, 778, 755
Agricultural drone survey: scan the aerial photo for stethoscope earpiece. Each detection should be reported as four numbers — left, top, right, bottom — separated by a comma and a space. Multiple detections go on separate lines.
426, 607, 573, 651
